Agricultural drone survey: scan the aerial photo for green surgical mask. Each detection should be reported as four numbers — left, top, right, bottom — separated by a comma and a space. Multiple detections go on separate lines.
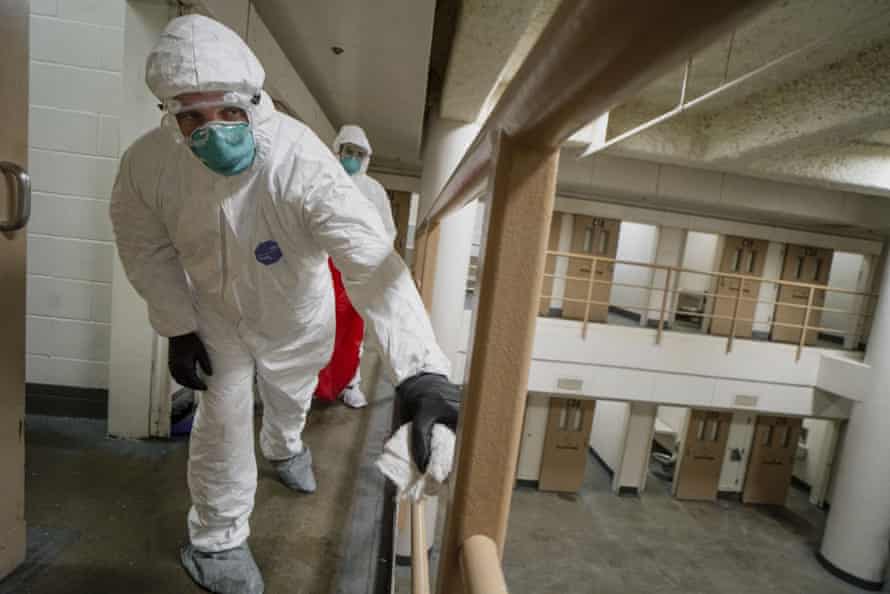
189, 122, 256, 176
340, 155, 361, 175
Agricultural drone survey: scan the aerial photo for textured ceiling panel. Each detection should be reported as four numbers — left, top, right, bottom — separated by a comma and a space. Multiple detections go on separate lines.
253, 0, 436, 165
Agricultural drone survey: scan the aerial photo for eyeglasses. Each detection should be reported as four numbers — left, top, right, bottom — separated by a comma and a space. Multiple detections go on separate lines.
158, 91, 260, 115
339, 144, 367, 160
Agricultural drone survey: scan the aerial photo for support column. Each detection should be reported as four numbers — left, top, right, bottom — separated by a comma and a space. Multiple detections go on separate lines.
613, 403, 657, 495
437, 135, 559, 594
645, 227, 687, 328
819, 246, 890, 590
418, 115, 482, 376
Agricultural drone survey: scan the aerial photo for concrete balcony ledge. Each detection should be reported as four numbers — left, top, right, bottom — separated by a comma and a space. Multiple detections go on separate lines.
816, 352, 871, 403
456, 313, 859, 419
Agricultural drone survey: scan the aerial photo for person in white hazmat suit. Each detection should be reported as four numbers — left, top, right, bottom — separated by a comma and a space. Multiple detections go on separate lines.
333, 125, 396, 241
110, 15, 459, 594
329, 124, 396, 409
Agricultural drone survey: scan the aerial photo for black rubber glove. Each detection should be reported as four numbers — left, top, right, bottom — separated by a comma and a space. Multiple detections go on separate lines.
169, 332, 213, 391
396, 373, 460, 473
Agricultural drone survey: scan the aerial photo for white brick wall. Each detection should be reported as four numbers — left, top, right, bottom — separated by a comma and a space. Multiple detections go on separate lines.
27, 1, 125, 389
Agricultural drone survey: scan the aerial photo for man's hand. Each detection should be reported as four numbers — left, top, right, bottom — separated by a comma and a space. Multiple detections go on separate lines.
396, 373, 460, 473
169, 332, 213, 391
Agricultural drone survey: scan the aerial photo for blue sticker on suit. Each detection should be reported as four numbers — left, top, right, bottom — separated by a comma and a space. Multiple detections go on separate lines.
255, 240, 283, 265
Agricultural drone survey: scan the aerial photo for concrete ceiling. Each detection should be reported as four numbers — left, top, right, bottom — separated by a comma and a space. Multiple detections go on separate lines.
246, 0, 890, 236
636, 0, 890, 112
439, 0, 559, 123
577, 0, 890, 205
252, 0, 436, 169
431, 0, 890, 237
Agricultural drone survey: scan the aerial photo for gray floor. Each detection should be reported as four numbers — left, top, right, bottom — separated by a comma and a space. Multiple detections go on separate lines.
503, 453, 884, 594
1, 395, 376, 594
7, 387, 879, 594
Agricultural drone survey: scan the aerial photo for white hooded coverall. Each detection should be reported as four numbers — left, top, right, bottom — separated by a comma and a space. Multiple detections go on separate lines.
331, 124, 396, 394
332, 125, 397, 242
110, 15, 449, 553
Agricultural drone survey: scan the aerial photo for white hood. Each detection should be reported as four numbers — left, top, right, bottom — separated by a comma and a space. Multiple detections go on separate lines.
333, 125, 373, 174
145, 14, 265, 101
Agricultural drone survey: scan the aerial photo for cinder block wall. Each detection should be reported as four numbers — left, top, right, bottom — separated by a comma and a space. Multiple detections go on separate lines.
26, 0, 125, 389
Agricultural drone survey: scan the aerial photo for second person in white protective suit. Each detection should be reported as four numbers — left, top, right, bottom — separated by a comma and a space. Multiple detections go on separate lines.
333, 125, 397, 240
110, 15, 458, 594
314, 125, 398, 409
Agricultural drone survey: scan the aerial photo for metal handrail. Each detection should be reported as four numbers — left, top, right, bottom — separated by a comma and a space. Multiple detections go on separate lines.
411, 501, 430, 594
542, 288, 875, 319
461, 535, 509, 594
544, 250, 879, 297
539, 249, 876, 360
422, 1, 781, 590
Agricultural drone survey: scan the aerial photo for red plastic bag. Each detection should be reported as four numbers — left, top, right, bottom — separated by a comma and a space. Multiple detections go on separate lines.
315, 259, 364, 401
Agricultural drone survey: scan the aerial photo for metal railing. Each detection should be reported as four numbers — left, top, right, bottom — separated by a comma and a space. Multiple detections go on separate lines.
411, 502, 431, 594
408, 1, 772, 592
406, 501, 510, 594
461, 535, 509, 594
540, 250, 877, 361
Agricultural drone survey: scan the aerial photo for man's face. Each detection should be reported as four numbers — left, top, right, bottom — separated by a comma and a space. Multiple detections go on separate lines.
339, 143, 368, 162
174, 92, 249, 138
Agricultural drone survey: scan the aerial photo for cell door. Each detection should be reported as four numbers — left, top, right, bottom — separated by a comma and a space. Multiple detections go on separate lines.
562, 217, 620, 322
0, 0, 29, 579
675, 410, 732, 501
743, 416, 802, 505
772, 245, 833, 345
538, 212, 563, 316
539, 398, 596, 493
710, 236, 768, 338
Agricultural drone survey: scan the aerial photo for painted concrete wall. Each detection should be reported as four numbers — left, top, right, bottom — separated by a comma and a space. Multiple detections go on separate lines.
107, 0, 179, 438
657, 406, 688, 435
677, 231, 719, 295
823, 252, 865, 338
615, 403, 656, 492
646, 227, 686, 326
516, 393, 549, 481
611, 222, 658, 317
589, 400, 630, 473
26, 0, 128, 388
792, 418, 839, 505
753, 242, 785, 335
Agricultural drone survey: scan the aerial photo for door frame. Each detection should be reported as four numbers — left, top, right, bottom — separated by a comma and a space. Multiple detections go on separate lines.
771, 245, 834, 345
742, 415, 803, 505
673, 409, 732, 501
0, 0, 30, 579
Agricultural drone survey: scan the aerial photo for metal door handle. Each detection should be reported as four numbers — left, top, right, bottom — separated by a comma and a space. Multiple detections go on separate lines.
0, 161, 31, 232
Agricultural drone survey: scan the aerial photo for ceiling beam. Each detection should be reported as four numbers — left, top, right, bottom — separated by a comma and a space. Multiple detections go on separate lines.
748, 142, 890, 198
